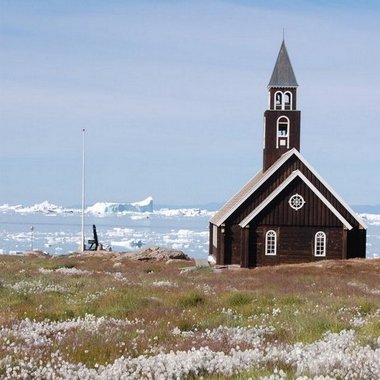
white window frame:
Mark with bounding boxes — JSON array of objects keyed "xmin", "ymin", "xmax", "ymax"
[
  {"xmin": 276, "ymin": 116, "xmax": 290, "ymax": 149},
  {"xmin": 314, "ymin": 231, "xmax": 326, "ymax": 257},
  {"xmin": 212, "ymin": 225, "xmax": 218, "ymax": 248},
  {"xmin": 265, "ymin": 230, "xmax": 277, "ymax": 256},
  {"xmin": 274, "ymin": 91, "xmax": 283, "ymax": 110},
  {"xmin": 284, "ymin": 91, "xmax": 292, "ymax": 110},
  {"xmin": 273, "ymin": 91, "xmax": 292, "ymax": 110}
]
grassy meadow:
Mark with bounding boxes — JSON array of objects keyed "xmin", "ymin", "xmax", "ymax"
[{"xmin": 0, "ymin": 253, "xmax": 379, "ymax": 379}]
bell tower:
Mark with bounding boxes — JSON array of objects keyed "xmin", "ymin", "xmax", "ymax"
[{"xmin": 263, "ymin": 40, "xmax": 301, "ymax": 171}]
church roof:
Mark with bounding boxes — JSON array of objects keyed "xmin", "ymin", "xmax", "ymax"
[
  {"xmin": 268, "ymin": 41, "xmax": 298, "ymax": 88},
  {"xmin": 209, "ymin": 168, "xmax": 265, "ymax": 227},
  {"xmin": 210, "ymin": 149, "xmax": 295, "ymax": 227},
  {"xmin": 210, "ymin": 149, "xmax": 367, "ymax": 229}
]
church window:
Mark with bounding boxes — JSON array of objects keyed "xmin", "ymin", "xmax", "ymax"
[
  {"xmin": 265, "ymin": 230, "xmax": 277, "ymax": 255},
  {"xmin": 274, "ymin": 91, "xmax": 292, "ymax": 110},
  {"xmin": 284, "ymin": 92, "xmax": 292, "ymax": 110},
  {"xmin": 289, "ymin": 193, "xmax": 305, "ymax": 211},
  {"xmin": 212, "ymin": 225, "xmax": 218, "ymax": 248},
  {"xmin": 276, "ymin": 116, "xmax": 290, "ymax": 148},
  {"xmin": 314, "ymin": 231, "xmax": 326, "ymax": 257},
  {"xmin": 275, "ymin": 92, "xmax": 283, "ymax": 110}
]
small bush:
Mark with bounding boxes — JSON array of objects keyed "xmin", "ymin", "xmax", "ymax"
[
  {"xmin": 294, "ymin": 315, "xmax": 348, "ymax": 344},
  {"xmin": 359, "ymin": 300, "xmax": 375, "ymax": 315},
  {"xmin": 280, "ymin": 295, "xmax": 304, "ymax": 306},
  {"xmin": 359, "ymin": 318, "xmax": 380, "ymax": 341},
  {"xmin": 227, "ymin": 292, "xmax": 253, "ymax": 307},
  {"xmin": 178, "ymin": 319, "xmax": 194, "ymax": 331},
  {"xmin": 177, "ymin": 291, "xmax": 205, "ymax": 308},
  {"xmin": 41, "ymin": 262, "xmax": 76, "ymax": 270}
]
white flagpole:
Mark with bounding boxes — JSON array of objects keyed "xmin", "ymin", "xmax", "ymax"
[{"xmin": 81, "ymin": 128, "xmax": 86, "ymax": 252}]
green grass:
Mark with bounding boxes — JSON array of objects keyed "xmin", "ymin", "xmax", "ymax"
[
  {"xmin": 177, "ymin": 290, "xmax": 205, "ymax": 308},
  {"xmin": 0, "ymin": 255, "xmax": 379, "ymax": 375},
  {"xmin": 226, "ymin": 291, "xmax": 254, "ymax": 307}
]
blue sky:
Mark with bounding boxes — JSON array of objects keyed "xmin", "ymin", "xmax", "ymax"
[{"xmin": 1, "ymin": 0, "xmax": 379, "ymax": 206}]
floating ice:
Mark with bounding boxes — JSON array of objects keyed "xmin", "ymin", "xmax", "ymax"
[
  {"xmin": 360, "ymin": 213, "xmax": 380, "ymax": 226},
  {"xmin": 87, "ymin": 197, "xmax": 154, "ymax": 214}
]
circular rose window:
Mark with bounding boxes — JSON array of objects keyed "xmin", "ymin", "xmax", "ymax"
[{"xmin": 289, "ymin": 193, "xmax": 305, "ymax": 211}]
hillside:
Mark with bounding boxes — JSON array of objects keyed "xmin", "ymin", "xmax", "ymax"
[{"xmin": 0, "ymin": 254, "xmax": 379, "ymax": 379}]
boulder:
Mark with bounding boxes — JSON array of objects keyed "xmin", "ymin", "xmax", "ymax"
[
  {"xmin": 23, "ymin": 250, "xmax": 50, "ymax": 258},
  {"xmin": 130, "ymin": 246, "xmax": 190, "ymax": 261}
]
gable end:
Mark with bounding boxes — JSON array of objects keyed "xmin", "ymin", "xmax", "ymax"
[{"xmin": 239, "ymin": 170, "xmax": 353, "ymax": 230}]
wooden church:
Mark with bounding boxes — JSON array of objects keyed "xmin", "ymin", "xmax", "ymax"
[{"xmin": 209, "ymin": 40, "xmax": 367, "ymax": 267}]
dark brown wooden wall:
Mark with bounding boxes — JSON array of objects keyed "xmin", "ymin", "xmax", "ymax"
[
  {"xmin": 256, "ymin": 178, "xmax": 342, "ymax": 226},
  {"xmin": 212, "ymin": 154, "xmax": 365, "ymax": 266},
  {"xmin": 253, "ymin": 226, "xmax": 344, "ymax": 266},
  {"xmin": 347, "ymin": 228, "xmax": 366, "ymax": 259},
  {"xmin": 263, "ymin": 110, "xmax": 301, "ymax": 170},
  {"xmin": 209, "ymin": 224, "xmax": 228, "ymax": 264}
]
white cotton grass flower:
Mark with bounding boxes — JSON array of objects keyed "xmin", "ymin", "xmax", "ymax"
[
  {"xmin": 1, "ymin": 316, "xmax": 379, "ymax": 379},
  {"xmin": 350, "ymin": 316, "xmax": 366, "ymax": 327},
  {"xmin": 84, "ymin": 287, "xmax": 116, "ymax": 303},
  {"xmin": 38, "ymin": 266, "xmax": 91, "ymax": 275},
  {"xmin": 152, "ymin": 280, "xmax": 178, "ymax": 287},
  {"xmin": 196, "ymin": 283, "xmax": 215, "ymax": 295},
  {"xmin": 55, "ymin": 267, "xmax": 91, "ymax": 275},
  {"xmin": 5, "ymin": 280, "xmax": 66, "ymax": 295},
  {"xmin": 38, "ymin": 267, "xmax": 128, "ymax": 282},
  {"xmin": 38, "ymin": 268, "xmax": 54, "ymax": 275}
]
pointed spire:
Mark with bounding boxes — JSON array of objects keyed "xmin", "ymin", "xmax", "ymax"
[{"xmin": 268, "ymin": 40, "xmax": 298, "ymax": 88}]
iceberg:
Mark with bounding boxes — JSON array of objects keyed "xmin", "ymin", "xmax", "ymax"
[
  {"xmin": 155, "ymin": 208, "xmax": 214, "ymax": 217},
  {"xmin": 0, "ymin": 204, "xmax": 23, "ymax": 213},
  {"xmin": 360, "ymin": 213, "xmax": 380, "ymax": 226},
  {"xmin": 23, "ymin": 201, "xmax": 64, "ymax": 214},
  {"xmin": 0, "ymin": 201, "xmax": 70, "ymax": 215},
  {"xmin": 87, "ymin": 197, "xmax": 153, "ymax": 215}
]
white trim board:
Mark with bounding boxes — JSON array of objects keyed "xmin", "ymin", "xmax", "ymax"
[{"xmin": 239, "ymin": 169, "xmax": 353, "ymax": 230}]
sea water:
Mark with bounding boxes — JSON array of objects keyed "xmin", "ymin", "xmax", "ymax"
[
  {"xmin": 0, "ymin": 211, "xmax": 379, "ymax": 259},
  {"xmin": 0, "ymin": 211, "xmax": 210, "ymax": 258}
]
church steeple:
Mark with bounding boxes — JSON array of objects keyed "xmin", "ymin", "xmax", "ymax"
[
  {"xmin": 268, "ymin": 40, "xmax": 298, "ymax": 88},
  {"xmin": 263, "ymin": 41, "xmax": 301, "ymax": 171}
]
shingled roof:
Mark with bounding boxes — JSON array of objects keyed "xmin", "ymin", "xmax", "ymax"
[{"xmin": 268, "ymin": 40, "xmax": 298, "ymax": 88}]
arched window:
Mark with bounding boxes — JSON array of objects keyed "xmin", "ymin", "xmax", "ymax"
[
  {"xmin": 276, "ymin": 116, "xmax": 290, "ymax": 148},
  {"xmin": 275, "ymin": 92, "xmax": 283, "ymax": 110},
  {"xmin": 284, "ymin": 92, "xmax": 292, "ymax": 110},
  {"xmin": 274, "ymin": 91, "xmax": 292, "ymax": 110},
  {"xmin": 314, "ymin": 231, "xmax": 326, "ymax": 257},
  {"xmin": 265, "ymin": 230, "xmax": 277, "ymax": 255}
]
